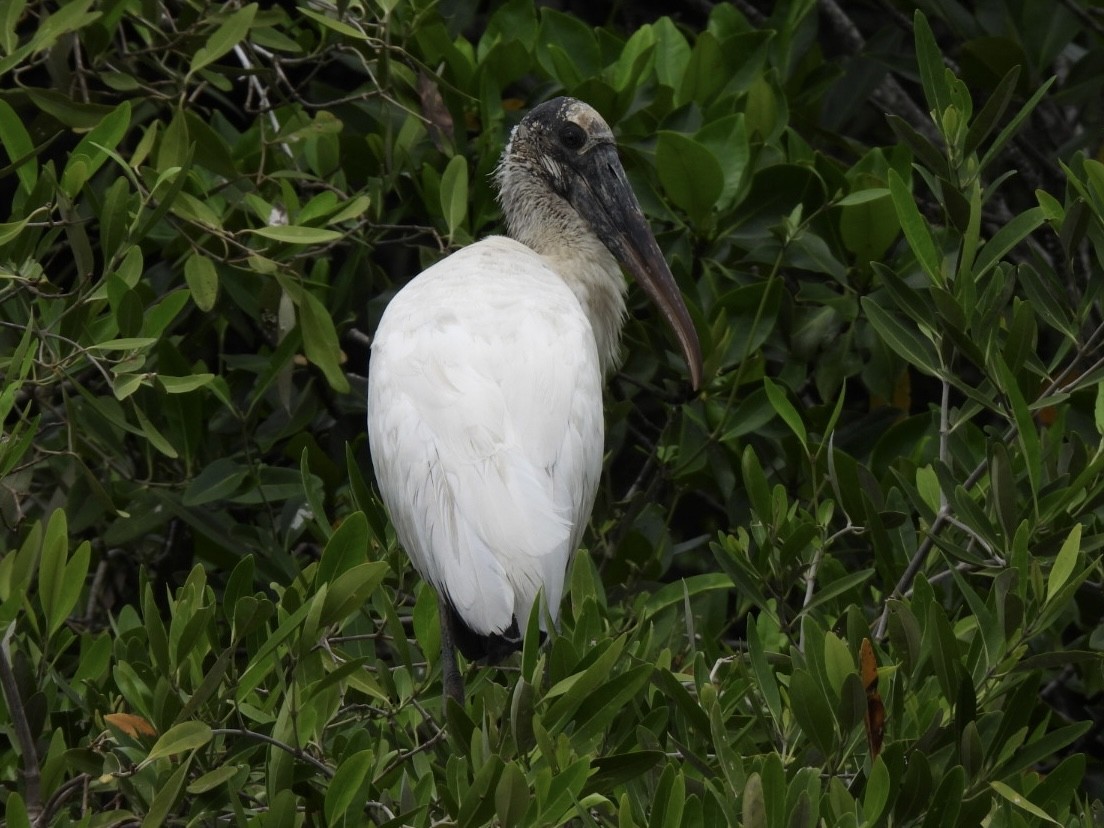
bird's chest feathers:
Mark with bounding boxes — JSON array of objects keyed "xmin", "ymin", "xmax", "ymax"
[{"xmin": 537, "ymin": 243, "xmax": 627, "ymax": 376}]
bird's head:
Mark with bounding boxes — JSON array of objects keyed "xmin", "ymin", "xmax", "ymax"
[{"xmin": 496, "ymin": 97, "xmax": 703, "ymax": 391}]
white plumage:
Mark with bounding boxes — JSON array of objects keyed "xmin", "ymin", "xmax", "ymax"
[
  {"xmin": 366, "ymin": 97, "xmax": 701, "ymax": 702},
  {"xmin": 367, "ymin": 237, "xmax": 604, "ymax": 638}
]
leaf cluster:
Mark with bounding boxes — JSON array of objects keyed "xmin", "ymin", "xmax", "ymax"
[{"xmin": 1, "ymin": 0, "xmax": 1104, "ymax": 825}]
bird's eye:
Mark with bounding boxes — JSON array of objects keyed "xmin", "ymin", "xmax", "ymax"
[{"xmin": 559, "ymin": 124, "xmax": 586, "ymax": 150}]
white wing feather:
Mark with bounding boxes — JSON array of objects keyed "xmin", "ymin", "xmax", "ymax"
[{"xmin": 367, "ymin": 236, "xmax": 604, "ymax": 637}]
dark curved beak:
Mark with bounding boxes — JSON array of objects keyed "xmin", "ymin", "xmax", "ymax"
[{"xmin": 568, "ymin": 144, "xmax": 703, "ymax": 390}]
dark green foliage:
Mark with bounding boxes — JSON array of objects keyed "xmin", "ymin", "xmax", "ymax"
[{"xmin": 1, "ymin": 0, "xmax": 1103, "ymax": 824}]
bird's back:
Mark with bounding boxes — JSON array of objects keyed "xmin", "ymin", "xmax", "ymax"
[{"xmin": 367, "ymin": 236, "xmax": 605, "ymax": 653}]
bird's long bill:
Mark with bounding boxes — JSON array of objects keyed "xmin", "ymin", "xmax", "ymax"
[{"xmin": 571, "ymin": 146, "xmax": 703, "ymax": 390}]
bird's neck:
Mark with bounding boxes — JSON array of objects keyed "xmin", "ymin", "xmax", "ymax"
[{"xmin": 500, "ymin": 181, "xmax": 628, "ymax": 376}]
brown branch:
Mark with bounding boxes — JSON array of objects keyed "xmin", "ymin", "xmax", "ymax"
[
  {"xmin": 210, "ymin": 727, "xmax": 334, "ymax": 778},
  {"xmin": 34, "ymin": 773, "xmax": 93, "ymax": 827},
  {"xmin": 818, "ymin": 0, "xmax": 943, "ymax": 146}
]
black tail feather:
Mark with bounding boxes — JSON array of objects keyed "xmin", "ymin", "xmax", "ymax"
[{"xmin": 446, "ymin": 603, "xmax": 523, "ymax": 663}]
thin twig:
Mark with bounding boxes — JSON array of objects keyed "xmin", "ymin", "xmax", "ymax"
[
  {"xmin": 210, "ymin": 728, "xmax": 334, "ymax": 777},
  {"xmin": 233, "ymin": 44, "xmax": 293, "ymax": 159},
  {"xmin": 34, "ymin": 773, "xmax": 92, "ymax": 827},
  {"xmin": 939, "ymin": 378, "xmax": 950, "ymax": 512},
  {"xmin": 798, "ymin": 545, "xmax": 825, "ymax": 651}
]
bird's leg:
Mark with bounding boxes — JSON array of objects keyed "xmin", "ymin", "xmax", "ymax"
[{"xmin": 437, "ymin": 596, "xmax": 465, "ymax": 706}]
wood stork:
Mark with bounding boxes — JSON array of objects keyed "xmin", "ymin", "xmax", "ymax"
[{"xmin": 367, "ymin": 97, "xmax": 702, "ymax": 703}]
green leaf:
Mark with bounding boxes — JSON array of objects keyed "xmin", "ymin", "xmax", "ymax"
[
  {"xmin": 132, "ymin": 403, "xmax": 179, "ymax": 459},
  {"xmin": 320, "ymin": 562, "xmax": 389, "ymax": 626},
  {"xmin": 744, "ymin": 74, "xmax": 786, "ymax": 142},
  {"xmin": 0, "ymin": 0, "xmax": 27, "ymax": 55},
  {"xmin": 863, "ymin": 756, "xmax": 891, "ymax": 823},
  {"xmin": 143, "ymin": 721, "xmax": 212, "ymax": 765},
  {"xmin": 652, "ymin": 763, "xmax": 685, "ymax": 828},
  {"xmin": 861, "ymin": 298, "xmax": 941, "ymax": 376},
  {"xmin": 184, "ymin": 253, "xmax": 219, "ymax": 311},
  {"xmin": 763, "ymin": 377, "xmax": 808, "ymax": 452},
  {"xmin": 100, "ymin": 178, "xmax": 133, "ymax": 264},
  {"xmin": 187, "ymin": 765, "xmax": 242, "ymax": 795},
  {"xmin": 300, "ymin": 447, "xmax": 330, "ymax": 541},
  {"xmin": 742, "ymin": 773, "xmax": 767, "ymax": 828},
  {"xmin": 972, "ymin": 207, "xmax": 1044, "ymax": 279},
  {"xmin": 60, "ymin": 100, "xmax": 131, "ymax": 197},
  {"xmin": 1096, "ymin": 382, "xmax": 1104, "ymax": 437},
  {"xmin": 927, "ymin": 600, "xmax": 960, "ymax": 702},
  {"xmin": 992, "ymin": 352, "xmax": 1041, "ymax": 498},
  {"xmin": 798, "ymin": 569, "xmax": 874, "ymax": 616},
  {"xmin": 51, "ymin": 541, "xmax": 90, "ymax": 638},
  {"xmin": 655, "ymin": 131, "xmax": 724, "ymax": 223},
  {"xmin": 326, "ymin": 194, "xmax": 372, "ymax": 225},
  {"xmin": 642, "ymin": 572, "xmax": 734, "ymax": 617},
  {"xmin": 545, "ymin": 636, "xmax": 627, "ymax": 727},
  {"xmin": 913, "ymin": 11, "xmax": 950, "ymax": 117},
  {"xmin": 190, "ymin": 4, "xmax": 258, "ymax": 76},
  {"xmin": 0, "ymin": 0, "xmax": 99, "ymax": 78},
  {"xmin": 837, "ymin": 188, "xmax": 891, "ymax": 206},
  {"xmin": 587, "ymin": 751, "xmax": 664, "ymax": 794},
  {"xmin": 964, "ymin": 65, "xmax": 1021, "ymax": 157},
  {"xmin": 0, "ymin": 98, "xmax": 36, "ymax": 192},
  {"xmin": 440, "ymin": 154, "xmax": 468, "ymax": 239},
  {"xmin": 840, "ymin": 189, "xmax": 899, "ymax": 263},
  {"xmin": 0, "ymin": 213, "xmax": 37, "ymax": 248},
  {"xmin": 157, "ymin": 374, "xmax": 216, "ymax": 394},
  {"xmin": 298, "ymin": 288, "xmax": 351, "ymax": 393},
  {"xmin": 652, "ymin": 16, "xmax": 691, "ymax": 88},
  {"xmin": 887, "ymin": 115, "xmax": 948, "ymax": 176},
  {"xmin": 134, "ymin": 153, "xmax": 194, "ymax": 240},
  {"xmin": 38, "ymin": 510, "xmax": 73, "ymax": 637},
  {"xmin": 572, "ymin": 664, "xmax": 653, "ymax": 742},
  {"xmin": 250, "ymin": 225, "xmax": 343, "ymax": 244},
  {"xmin": 324, "ymin": 749, "xmax": 374, "ymax": 824},
  {"xmin": 989, "ymin": 781, "xmax": 1062, "ymax": 825},
  {"xmin": 538, "ymin": 757, "xmax": 590, "ymax": 823},
  {"xmin": 457, "ymin": 754, "xmax": 504, "ymax": 827},
  {"xmin": 741, "ymin": 446, "xmax": 771, "ymax": 522},
  {"xmin": 537, "ymin": 9, "xmax": 600, "ymax": 82},
  {"xmin": 979, "ymin": 76, "xmax": 1056, "ymax": 173},
  {"xmin": 790, "ymin": 669, "xmax": 835, "ymax": 755},
  {"xmin": 994, "ymin": 722, "xmax": 1092, "ymax": 777},
  {"xmin": 696, "ymin": 113, "xmax": 750, "ymax": 209},
  {"xmin": 2, "ymin": 792, "xmax": 30, "ymax": 828},
  {"xmin": 495, "ymin": 762, "xmax": 529, "ymax": 827},
  {"xmin": 142, "ymin": 755, "xmax": 192, "ymax": 828},
  {"xmin": 822, "ymin": 631, "xmax": 854, "ymax": 696},
  {"xmin": 300, "ymin": 7, "xmax": 371, "ymax": 40},
  {"xmin": 677, "ymin": 30, "xmax": 724, "ymax": 106},
  {"xmin": 888, "ymin": 168, "xmax": 943, "ymax": 285},
  {"xmin": 747, "ymin": 614, "xmax": 782, "ymax": 727},
  {"xmin": 922, "ymin": 765, "xmax": 964, "ymax": 828},
  {"xmin": 183, "ymin": 458, "xmax": 249, "ymax": 506},
  {"xmin": 1046, "ymin": 523, "xmax": 1081, "ymax": 603}
]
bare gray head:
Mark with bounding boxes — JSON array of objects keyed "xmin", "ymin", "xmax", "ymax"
[
  {"xmin": 494, "ymin": 97, "xmax": 703, "ymax": 389},
  {"xmin": 496, "ymin": 98, "xmax": 615, "ymax": 209}
]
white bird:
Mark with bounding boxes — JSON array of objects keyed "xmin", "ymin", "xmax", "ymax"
[{"xmin": 367, "ymin": 97, "xmax": 702, "ymax": 703}]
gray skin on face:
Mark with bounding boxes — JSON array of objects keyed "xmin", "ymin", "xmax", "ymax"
[{"xmin": 495, "ymin": 97, "xmax": 703, "ymax": 390}]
